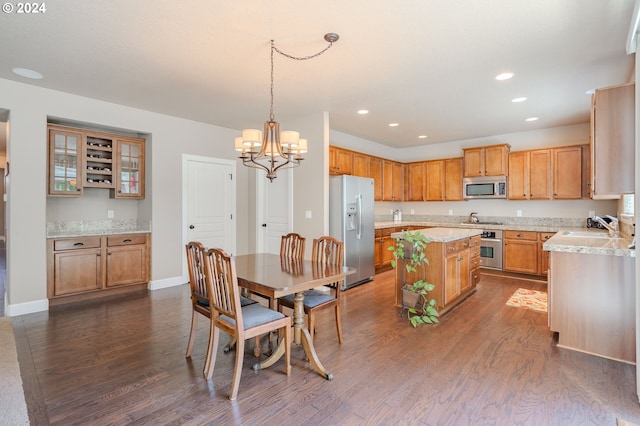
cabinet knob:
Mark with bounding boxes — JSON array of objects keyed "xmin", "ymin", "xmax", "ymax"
[{"xmin": 189, "ymin": 225, "xmax": 195, "ymax": 229}]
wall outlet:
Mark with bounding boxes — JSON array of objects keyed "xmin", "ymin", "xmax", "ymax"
[
  {"xmin": 516, "ymin": 210, "xmax": 522, "ymax": 217},
  {"xmin": 588, "ymin": 210, "xmax": 595, "ymax": 218},
  {"xmin": 107, "ymin": 210, "xmax": 114, "ymax": 219},
  {"xmin": 448, "ymin": 209, "xmax": 453, "ymax": 216},
  {"xmin": 410, "ymin": 209, "xmax": 415, "ymax": 215},
  {"xmin": 305, "ymin": 210, "xmax": 312, "ymax": 219}
]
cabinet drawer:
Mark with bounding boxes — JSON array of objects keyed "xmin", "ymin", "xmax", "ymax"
[
  {"xmin": 470, "ymin": 235, "xmax": 481, "ymax": 247},
  {"xmin": 470, "ymin": 256, "xmax": 481, "ymax": 269},
  {"xmin": 107, "ymin": 234, "xmax": 147, "ymax": 246},
  {"xmin": 445, "ymin": 238, "xmax": 470, "ymax": 255},
  {"xmin": 54, "ymin": 237, "xmax": 101, "ymax": 251},
  {"xmin": 471, "ymin": 268, "xmax": 481, "ymax": 285},
  {"xmin": 471, "ymin": 246, "xmax": 481, "ymax": 258},
  {"xmin": 539, "ymin": 232, "xmax": 555, "ymax": 242},
  {"xmin": 504, "ymin": 230, "xmax": 537, "ymax": 241}
]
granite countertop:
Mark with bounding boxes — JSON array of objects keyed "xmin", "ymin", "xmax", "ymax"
[
  {"xmin": 543, "ymin": 229, "xmax": 635, "ymax": 258},
  {"xmin": 376, "ymin": 220, "xmax": 569, "ymax": 233},
  {"xmin": 47, "ymin": 219, "xmax": 151, "ymax": 238},
  {"xmin": 390, "ymin": 227, "xmax": 483, "ymax": 243}
]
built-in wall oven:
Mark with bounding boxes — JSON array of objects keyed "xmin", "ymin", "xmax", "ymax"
[{"xmin": 480, "ymin": 230, "xmax": 502, "ymax": 270}]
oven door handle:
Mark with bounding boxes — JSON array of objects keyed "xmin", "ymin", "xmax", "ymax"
[{"xmin": 481, "ymin": 238, "xmax": 502, "ymax": 242}]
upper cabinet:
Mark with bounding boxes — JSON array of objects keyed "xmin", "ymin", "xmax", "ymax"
[
  {"xmin": 405, "ymin": 162, "xmax": 425, "ymax": 201},
  {"xmin": 329, "ymin": 146, "xmax": 353, "ymax": 175},
  {"xmin": 48, "ymin": 125, "xmax": 84, "ymax": 196},
  {"xmin": 553, "ymin": 145, "xmax": 583, "ymax": 199},
  {"xmin": 463, "ymin": 144, "xmax": 510, "ymax": 177},
  {"xmin": 48, "ymin": 124, "xmax": 146, "ymax": 199},
  {"xmin": 369, "ymin": 156, "xmax": 383, "ymax": 201},
  {"xmin": 352, "ymin": 152, "xmax": 369, "ymax": 177},
  {"xmin": 508, "ymin": 149, "xmax": 551, "ymax": 200},
  {"xmin": 590, "ymin": 82, "xmax": 635, "ymax": 198},
  {"xmin": 382, "ymin": 160, "xmax": 404, "ymax": 201}
]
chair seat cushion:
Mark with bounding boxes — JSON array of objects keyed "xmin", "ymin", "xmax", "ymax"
[
  {"xmin": 280, "ymin": 290, "xmax": 336, "ymax": 308},
  {"xmin": 220, "ymin": 303, "xmax": 285, "ymax": 330},
  {"xmin": 240, "ymin": 296, "xmax": 257, "ymax": 306}
]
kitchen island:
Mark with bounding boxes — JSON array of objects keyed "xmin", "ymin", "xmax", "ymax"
[
  {"xmin": 544, "ymin": 230, "xmax": 635, "ymax": 363},
  {"xmin": 391, "ymin": 227, "xmax": 483, "ymax": 316}
]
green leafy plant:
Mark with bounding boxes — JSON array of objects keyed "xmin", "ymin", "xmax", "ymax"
[{"xmin": 389, "ymin": 230, "xmax": 439, "ymax": 327}]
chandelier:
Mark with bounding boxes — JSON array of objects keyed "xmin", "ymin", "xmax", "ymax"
[{"xmin": 235, "ymin": 33, "xmax": 340, "ymax": 181}]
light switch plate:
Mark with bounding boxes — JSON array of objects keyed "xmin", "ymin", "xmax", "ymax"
[
  {"xmin": 107, "ymin": 210, "xmax": 114, "ymax": 219},
  {"xmin": 305, "ymin": 210, "xmax": 312, "ymax": 219},
  {"xmin": 516, "ymin": 210, "xmax": 522, "ymax": 217}
]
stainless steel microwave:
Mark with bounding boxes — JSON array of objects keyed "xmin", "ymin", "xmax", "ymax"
[{"xmin": 463, "ymin": 176, "xmax": 507, "ymax": 199}]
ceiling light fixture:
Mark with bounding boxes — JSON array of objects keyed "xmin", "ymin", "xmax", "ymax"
[
  {"xmin": 418, "ymin": 135, "xmax": 428, "ymax": 139},
  {"xmin": 525, "ymin": 117, "xmax": 539, "ymax": 122},
  {"xmin": 388, "ymin": 123, "xmax": 399, "ymax": 127},
  {"xmin": 357, "ymin": 109, "xmax": 369, "ymax": 115},
  {"xmin": 495, "ymin": 72, "xmax": 514, "ymax": 81},
  {"xmin": 12, "ymin": 67, "xmax": 43, "ymax": 79},
  {"xmin": 512, "ymin": 97, "xmax": 527, "ymax": 103},
  {"xmin": 235, "ymin": 33, "xmax": 339, "ymax": 181}
]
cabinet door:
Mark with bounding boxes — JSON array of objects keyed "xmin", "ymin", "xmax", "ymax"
[
  {"xmin": 508, "ymin": 151, "xmax": 528, "ymax": 200},
  {"xmin": 553, "ymin": 146, "xmax": 582, "ymax": 199},
  {"xmin": 352, "ymin": 152, "xmax": 369, "ymax": 177},
  {"xmin": 48, "ymin": 127, "xmax": 83, "ymax": 196},
  {"xmin": 458, "ymin": 250, "xmax": 470, "ymax": 293},
  {"xmin": 529, "ymin": 149, "xmax": 551, "ymax": 199},
  {"xmin": 425, "ymin": 160, "xmax": 444, "ymax": 201},
  {"xmin": 503, "ymin": 238, "xmax": 538, "ymax": 274},
  {"xmin": 53, "ymin": 249, "xmax": 102, "ymax": 295},
  {"xmin": 484, "ymin": 145, "xmax": 508, "ymax": 176},
  {"xmin": 381, "ymin": 235, "xmax": 397, "ymax": 266},
  {"xmin": 114, "ymin": 138, "xmax": 145, "ymax": 199},
  {"xmin": 592, "ymin": 83, "xmax": 634, "ymax": 197},
  {"xmin": 538, "ymin": 233, "xmax": 554, "ymax": 277},
  {"xmin": 369, "ymin": 157, "xmax": 383, "ymax": 201},
  {"xmin": 444, "ymin": 157, "xmax": 463, "ymax": 201},
  {"xmin": 463, "ymin": 148, "xmax": 484, "ymax": 177},
  {"xmin": 106, "ymin": 244, "xmax": 149, "ymax": 287},
  {"xmin": 444, "ymin": 253, "xmax": 460, "ymax": 305},
  {"xmin": 406, "ymin": 162, "xmax": 425, "ymax": 201},
  {"xmin": 383, "ymin": 161, "xmax": 403, "ymax": 201}
]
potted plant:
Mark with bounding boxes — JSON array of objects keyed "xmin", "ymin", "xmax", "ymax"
[{"xmin": 389, "ymin": 230, "xmax": 439, "ymax": 327}]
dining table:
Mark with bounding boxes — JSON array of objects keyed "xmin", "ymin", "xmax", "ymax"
[{"xmin": 233, "ymin": 253, "xmax": 353, "ymax": 381}]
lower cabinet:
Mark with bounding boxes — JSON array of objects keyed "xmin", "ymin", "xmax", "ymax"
[
  {"xmin": 47, "ymin": 233, "xmax": 150, "ymax": 305},
  {"xmin": 470, "ymin": 235, "xmax": 481, "ymax": 286},
  {"xmin": 503, "ymin": 231, "xmax": 538, "ymax": 274}
]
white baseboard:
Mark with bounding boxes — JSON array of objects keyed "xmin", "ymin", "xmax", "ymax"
[
  {"xmin": 6, "ymin": 298, "xmax": 49, "ymax": 316},
  {"xmin": 148, "ymin": 276, "xmax": 186, "ymax": 291}
]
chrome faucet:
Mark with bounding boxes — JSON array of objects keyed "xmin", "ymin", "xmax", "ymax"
[
  {"xmin": 468, "ymin": 212, "xmax": 479, "ymax": 223},
  {"xmin": 592, "ymin": 215, "xmax": 619, "ymax": 237}
]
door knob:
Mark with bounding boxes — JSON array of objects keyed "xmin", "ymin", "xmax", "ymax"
[
  {"xmin": 262, "ymin": 224, "xmax": 267, "ymax": 227},
  {"xmin": 189, "ymin": 225, "xmax": 195, "ymax": 229}
]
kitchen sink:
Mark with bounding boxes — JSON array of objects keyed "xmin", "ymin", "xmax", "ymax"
[{"xmin": 561, "ymin": 230, "xmax": 617, "ymax": 239}]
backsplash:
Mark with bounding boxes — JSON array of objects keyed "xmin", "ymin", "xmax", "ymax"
[{"xmin": 375, "ymin": 214, "xmax": 587, "ymax": 229}]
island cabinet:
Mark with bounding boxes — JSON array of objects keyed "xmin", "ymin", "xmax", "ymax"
[
  {"xmin": 470, "ymin": 235, "xmax": 481, "ymax": 286},
  {"xmin": 47, "ymin": 233, "xmax": 150, "ymax": 306},
  {"xmin": 463, "ymin": 144, "xmax": 510, "ymax": 177},
  {"xmin": 393, "ymin": 229, "xmax": 481, "ymax": 316}
]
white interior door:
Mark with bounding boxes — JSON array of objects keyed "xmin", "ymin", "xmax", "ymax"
[
  {"xmin": 183, "ymin": 155, "xmax": 236, "ymax": 255},
  {"xmin": 257, "ymin": 169, "xmax": 292, "ymax": 254}
]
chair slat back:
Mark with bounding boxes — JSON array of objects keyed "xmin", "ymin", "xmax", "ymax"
[
  {"xmin": 311, "ymin": 236, "xmax": 343, "ymax": 267},
  {"xmin": 186, "ymin": 241, "xmax": 209, "ymax": 305},
  {"xmin": 280, "ymin": 233, "xmax": 306, "ymax": 260},
  {"xmin": 202, "ymin": 248, "xmax": 243, "ymax": 330}
]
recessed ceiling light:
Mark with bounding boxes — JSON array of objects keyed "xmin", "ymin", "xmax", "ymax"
[
  {"xmin": 12, "ymin": 67, "xmax": 43, "ymax": 79},
  {"xmin": 418, "ymin": 135, "xmax": 428, "ymax": 139},
  {"xmin": 512, "ymin": 97, "xmax": 527, "ymax": 103},
  {"xmin": 525, "ymin": 117, "xmax": 539, "ymax": 122},
  {"xmin": 495, "ymin": 72, "xmax": 514, "ymax": 81},
  {"xmin": 357, "ymin": 109, "xmax": 369, "ymax": 115},
  {"xmin": 388, "ymin": 123, "xmax": 399, "ymax": 127}
]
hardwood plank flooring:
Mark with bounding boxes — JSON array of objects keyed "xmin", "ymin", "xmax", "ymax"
[{"xmin": 13, "ymin": 270, "xmax": 640, "ymax": 425}]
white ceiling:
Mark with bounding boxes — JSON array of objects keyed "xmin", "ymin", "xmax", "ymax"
[{"xmin": 0, "ymin": 0, "xmax": 635, "ymax": 148}]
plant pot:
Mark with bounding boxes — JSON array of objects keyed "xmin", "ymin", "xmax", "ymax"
[{"xmin": 402, "ymin": 284, "xmax": 422, "ymax": 311}]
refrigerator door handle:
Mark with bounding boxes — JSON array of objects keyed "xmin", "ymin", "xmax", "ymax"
[{"xmin": 356, "ymin": 194, "xmax": 362, "ymax": 239}]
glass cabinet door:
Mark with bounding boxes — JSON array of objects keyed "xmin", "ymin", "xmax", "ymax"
[
  {"xmin": 48, "ymin": 128, "xmax": 83, "ymax": 196},
  {"xmin": 115, "ymin": 138, "xmax": 145, "ymax": 199}
]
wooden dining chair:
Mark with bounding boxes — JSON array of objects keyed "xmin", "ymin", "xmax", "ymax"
[
  {"xmin": 278, "ymin": 236, "xmax": 344, "ymax": 343},
  {"xmin": 202, "ymin": 247, "xmax": 291, "ymax": 401},
  {"xmin": 184, "ymin": 242, "xmax": 257, "ymax": 377},
  {"xmin": 280, "ymin": 232, "xmax": 306, "ymax": 262}
]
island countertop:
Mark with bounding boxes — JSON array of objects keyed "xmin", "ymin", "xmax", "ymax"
[
  {"xmin": 543, "ymin": 229, "xmax": 635, "ymax": 258},
  {"xmin": 390, "ymin": 227, "xmax": 483, "ymax": 243}
]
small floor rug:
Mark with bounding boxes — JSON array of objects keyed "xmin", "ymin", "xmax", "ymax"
[
  {"xmin": 0, "ymin": 317, "xmax": 30, "ymax": 425},
  {"xmin": 506, "ymin": 288, "xmax": 548, "ymax": 313}
]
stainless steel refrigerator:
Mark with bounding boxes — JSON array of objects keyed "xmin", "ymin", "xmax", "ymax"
[{"xmin": 329, "ymin": 175, "xmax": 375, "ymax": 290}]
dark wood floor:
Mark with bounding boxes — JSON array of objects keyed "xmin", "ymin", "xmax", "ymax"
[{"xmin": 12, "ymin": 269, "xmax": 640, "ymax": 425}]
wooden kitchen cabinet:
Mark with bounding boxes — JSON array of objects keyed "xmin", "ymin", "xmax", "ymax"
[
  {"xmin": 352, "ymin": 152, "xmax": 370, "ymax": 177},
  {"xmin": 444, "ymin": 158, "xmax": 463, "ymax": 201},
  {"xmin": 590, "ymin": 82, "xmax": 634, "ymax": 198},
  {"xmin": 470, "ymin": 235, "xmax": 481, "ymax": 286},
  {"xmin": 47, "ymin": 233, "xmax": 151, "ymax": 305},
  {"xmin": 48, "ymin": 124, "xmax": 146, "ymax": 199},
  {"xmin": 553, "ymin": 146, "xmax": 583, "ymax": 199},
  {"xmin": 423, "ymin": 157, "xmax": 463, "ymax": 201},
  {"xmin": 405, "ymin": 161, "xmax": 425, "ymax": 201},
  {"xmin": 538, "ymin": 232, "xmax": 554, "ymax": 277},
  {"xmin": 463, "ymin": 144, "xmax": 509, "ymax": 177},
  {"xmin": 375, "ymin": 227, "xmax": 397, "ymax": 272},
  {"xmin": 508, "ymin": 149, "xmax": 551, "ymax": 200},
  {"xmin": 48, "ymin": 125, "xmax": 84, "ymax": 196},
  {"xmin": 382, "ymin": 160, "xmax": 404, "ymax": 201},
  {"xmin": 329, "ymin": 146, "xmax": 353, "ymax": 175},
  {"xmin": 503, "ymin": 230, "xmax": 538, "ymax": 274},
  {"xmin": 369, "ymin": 156, "xmax": 383, "ymax": 201},
  {"xmin": 444, "ymin": 240, "xmax": 470, "ymax": 305},
  {"xmin": 425, "ymin": 160, "xmax": 444, "ymax": 201}
]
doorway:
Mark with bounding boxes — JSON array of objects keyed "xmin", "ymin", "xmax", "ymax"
[{"xmin": 256, "ymin": 169, "xmax": 292, "ymax": 254}]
